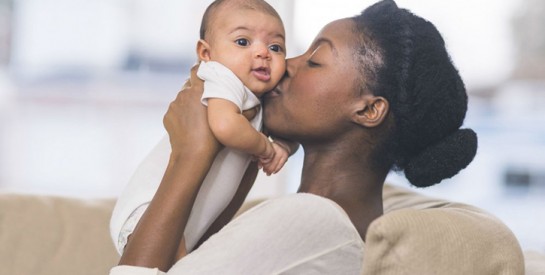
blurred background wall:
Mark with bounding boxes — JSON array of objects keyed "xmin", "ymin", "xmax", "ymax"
[{"xmin": 0, "ymin": 0, "xmax": 543, "ymax": 252}]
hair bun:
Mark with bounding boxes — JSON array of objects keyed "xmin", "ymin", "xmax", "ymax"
[{"xmin": 404, "ymin": 128, "xmax": 478, "ymax": 187}]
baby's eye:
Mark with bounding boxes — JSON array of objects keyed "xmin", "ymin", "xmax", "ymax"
[
  {"xmin": 235, "ymin": 38, "xmax": 249, "ymax": 46},
  {"xmin": 269, "ymin": 44, "xmax": 283, "ymax": 53}
]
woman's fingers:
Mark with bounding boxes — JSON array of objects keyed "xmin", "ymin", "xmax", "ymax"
[
  {"xmin": 241, "ymin": 106, "xmax": 259, "ymax": 121},
  {"xmin": 164, "ymin": 76, "xmax": 220, "ymax": 157},
  {"xmin": 189, "ymin": 63, "xmax": 203, "ymax": 89}
]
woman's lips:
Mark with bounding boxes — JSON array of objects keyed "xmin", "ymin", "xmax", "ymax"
[
  {"xmin": 266, "ymin": 87, "xmax": 281, "ymax": 98},
  {"xmin": 252, "ymin": 67, "xmax": 271, "ymax": 81}
]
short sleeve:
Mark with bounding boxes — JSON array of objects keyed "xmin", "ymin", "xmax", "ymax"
[{"xmin": 197, "ymin": 61, "xmax": 260, "ymax": 112}]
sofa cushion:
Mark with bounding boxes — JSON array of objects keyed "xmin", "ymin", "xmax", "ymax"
[
  {"xmin": 0, "ymin": 193, "xmax": 119, "ymax": 275},
  {"xmin": 525, "ymin": 250, "xmax": 545, "ymax": 275},
  {"xmin": 362, "ymin": 185, "xmax": 525, "ymax": 275}
]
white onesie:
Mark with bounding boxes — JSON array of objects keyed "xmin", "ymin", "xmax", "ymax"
[{"xmin": 110, "ymin": 61, "xmax": 262, "ymax": 254}]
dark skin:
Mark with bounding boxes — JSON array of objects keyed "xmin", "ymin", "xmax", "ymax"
[
  {"xmin": 264, "ymin": 18, "xmax": 390, "ymax": 240},
  {"xmin": 118, "ymin": 18, "xmax": 390, "ymax": 272}
]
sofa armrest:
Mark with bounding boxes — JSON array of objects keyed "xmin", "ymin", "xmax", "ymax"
[
  {"xmin": 0, "ymin": 193, "xmax": 120, "ymax": 275},
  {"xmin": 362, "ymin": 185, "xmax": 525, "ymax": 275}
]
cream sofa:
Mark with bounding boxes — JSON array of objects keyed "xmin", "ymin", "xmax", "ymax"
[{"xmin": 1, "ymin": 185, "xmax": 543, "ymax": 275}]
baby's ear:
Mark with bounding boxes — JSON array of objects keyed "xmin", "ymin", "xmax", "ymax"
[{"xmin": 196, "ymin": 39, "xmax": 211, "ymax": 61}]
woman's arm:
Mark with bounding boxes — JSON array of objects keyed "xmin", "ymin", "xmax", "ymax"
[{"xmin": 118, "ymin": 67, "xmax": 221, "ymax": 271}]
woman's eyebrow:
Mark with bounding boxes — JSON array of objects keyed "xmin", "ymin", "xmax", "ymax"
[{"xmin": 312, "ymin": 38, "xmax": 337, "ymax": 56}]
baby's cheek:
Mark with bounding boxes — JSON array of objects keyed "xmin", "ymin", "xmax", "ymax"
[
  {"xmin": 273, "ymin": 60, "xmax": 286, "ymax": 79},
  {"xmin": 271, "ymin": 70, "xmax": 285, "ymax": 87}
]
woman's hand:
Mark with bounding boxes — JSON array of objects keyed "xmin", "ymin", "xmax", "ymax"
[{"xmin": 163, "ymin": 65, "xmax": 222, "ymax": 158}]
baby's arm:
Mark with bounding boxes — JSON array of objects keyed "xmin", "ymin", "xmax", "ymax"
[{"xmin": 207, "ymin": 98, "xmax": 274, "ymax": 159}]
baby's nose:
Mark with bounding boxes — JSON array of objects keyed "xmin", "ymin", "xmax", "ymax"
[{"xmin": 255, "ymin": 44, "xmax": 271, "ymax": 60}]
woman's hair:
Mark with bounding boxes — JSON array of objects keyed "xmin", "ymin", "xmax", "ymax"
[{"xmin": 352, "ymin": 0, "xmax": 478, "ymax": 187}]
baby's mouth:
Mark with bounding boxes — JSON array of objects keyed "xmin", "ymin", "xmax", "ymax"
[{"xmin": 252, "ymin": 67, "xmax": 271, "ymax": 82}]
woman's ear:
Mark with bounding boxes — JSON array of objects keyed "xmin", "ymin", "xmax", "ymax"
[
  {"xmin": 352, "ymin": 95, "xmax": 389, "ymax": 128},
  {"xmin": 196, "ymin": 39, "xmax": 211, "ymax": 61}
]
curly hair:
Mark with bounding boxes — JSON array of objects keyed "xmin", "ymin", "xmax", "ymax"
[{"xmin": 352, "ymin": 0, "xmax": 478, "ymax": 187}]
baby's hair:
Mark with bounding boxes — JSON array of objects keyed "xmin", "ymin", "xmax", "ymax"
[
  {"xmin": 352, "ymin": 0, "xmax": 478, "ymax": 187},
  {"xmin": 200, "ymin": 0, "xmax": 283, "ymax": 40}
]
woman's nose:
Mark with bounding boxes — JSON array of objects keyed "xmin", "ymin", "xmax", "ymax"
[{"xmin": 285, "ymin": 57, "xmax": 298, "ymax": 78}]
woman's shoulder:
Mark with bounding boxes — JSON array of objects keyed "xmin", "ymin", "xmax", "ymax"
[
  {"xmin": 242, "ymin": 193, "xmax": 359, "ymax": 236},
  {"xmin": 172, "ymin": 193, "xmax": 365, "ymax": 274},
  {"xmin": 270, "ymin": 193, "xmax": 347, "ymax": 212},
  {"xmin": 247, "ymin": 193, "xmax": 343, "ymax": 213}
]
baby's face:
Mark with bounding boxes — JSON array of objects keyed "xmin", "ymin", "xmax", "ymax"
[{"xmin": 204, "ymin": 8, "xmax": 286, "ymax": 97}]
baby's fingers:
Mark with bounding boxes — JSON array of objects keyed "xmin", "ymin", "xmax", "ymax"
[
  {"xmin": 261, "ymin": 161, "xmax": 274, "ymax": 176},
  {"xmin": 267, "ymin": 154, "xmax": 286, "ymax": 175},
  {"xmin": 272, "ymin": 155, "xmax": 288, "ymax": 174},
  {"xmin": 262, "ymin": 154, "xmax": 286, "ymax": 176}
]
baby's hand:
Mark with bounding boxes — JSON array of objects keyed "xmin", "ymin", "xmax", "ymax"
[
  {"xmin": 259, "ymin": 141, "xmax": 289, "ymax": 176},
  {"xmin": 256, "ymin": 135, "xmax": 275, "ymax": 161}
]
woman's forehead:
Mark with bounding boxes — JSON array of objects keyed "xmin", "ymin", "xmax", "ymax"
[{"xmin": 313, "ymin": 19, "xmax": 358, "ymax": 51}]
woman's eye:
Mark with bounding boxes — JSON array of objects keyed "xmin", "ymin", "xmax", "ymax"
[
  {"xmin": 235, "ymin": 38, "xmax": 249, "ymax": 46},
  {"xmin": 307, "ymin": 60, "xmax": 320, "ymax": 67},
  {"xmin": 269, "ymin": 44, "xmax": 283, "ymax": 53}
]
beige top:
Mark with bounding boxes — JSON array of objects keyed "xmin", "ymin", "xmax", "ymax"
[{"xmin": 110, "ymin": 193, "xmax": 365, "ymax": 275}]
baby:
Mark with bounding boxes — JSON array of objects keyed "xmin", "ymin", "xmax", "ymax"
[
  {"xmin": 196, "ymin": 0, "xmax": 290, "ymax": 175},
  {"xmin": 110, "ymin": 0, "xmax": 296, "ymax": 256}
]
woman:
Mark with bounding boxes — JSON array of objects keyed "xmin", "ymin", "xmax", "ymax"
[{"xmin": 112, "ymin": 0, "xmax": 477, "ymax": 274}]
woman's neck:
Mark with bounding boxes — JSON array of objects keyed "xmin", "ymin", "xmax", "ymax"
[{"xmin": 298, "ymin": 143, "xmax": 386, "ymax": 241}]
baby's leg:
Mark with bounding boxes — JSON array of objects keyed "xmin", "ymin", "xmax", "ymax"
[{"xmin": 182, "ymin": 148, "xmax": 251, "ymax": 251}]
